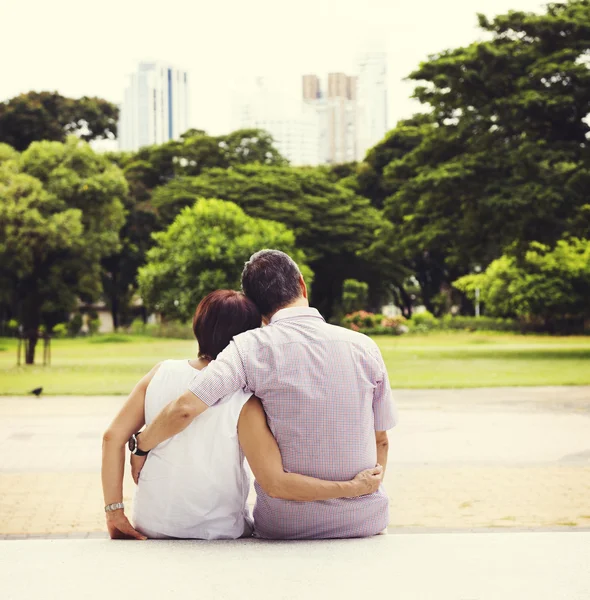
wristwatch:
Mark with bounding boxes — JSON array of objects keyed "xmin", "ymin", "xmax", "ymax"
[
  {"xmin": 128, "ymin": 432, "xmax": 149, "ymax": 456},
  {"xmin": 105, "ymin": 502, "xmax": 124, "ymax": 512}
]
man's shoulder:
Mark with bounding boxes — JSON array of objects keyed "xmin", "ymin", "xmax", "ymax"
[
  {"xmin": 232, "ymin": 326, "xmax": 271, "ymax": 348},
  {"xmin": 320, "ymin": 322, "xmax": 380, "ymax": 350},
  {"xmin": 231, "ymin": 321, "xmax": 379, "ymax": 353}
]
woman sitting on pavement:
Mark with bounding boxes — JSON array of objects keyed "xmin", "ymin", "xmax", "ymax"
[{"xmin": 101, "ymin": 290, "xmax": 382, "ymax": 540}]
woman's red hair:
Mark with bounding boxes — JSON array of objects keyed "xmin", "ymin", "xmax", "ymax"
[{"xmin": 192, "ymin": 290, "xmax": 261, "ymax": 360}]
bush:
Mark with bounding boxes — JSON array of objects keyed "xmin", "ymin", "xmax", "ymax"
[
  {"xmin": 127, "ymin": 319, "xmax": 194, "ymax": 340},
  {"xmin": 51, "ymin": 323, "xmax": 68, "ymax": 338},
  {"xmin": 440, "ymin": 315, "xmax": 520, "ymax": 332},
  {"xmin": 409, "ymin": 310, "xmax": 439, "ymax": 330},
  {"xmin": 67, "ymin": 313, "xmax": 83, "ymax": 337},
  {"xmin": 342, "ymin": 311, "xmax": 384, "ymax": 330},
  {"xmin": 87, "ymin": 318, "xmax": 101, "ymax": 336},
  {"xmin": 342, "ymin": 311, "xmax": 407, "ymax": 335}
]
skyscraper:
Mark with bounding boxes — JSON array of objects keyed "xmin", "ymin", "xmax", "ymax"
[
  {"xmin": 235, "ymin": 78, "xmax": 320, "ymax": 166},
  {"xmin": 303, "ymin": 73, "xmax": 358, "ymax": 164},
  {"xmin": 118, "ymin": 61, "xmax": 190, "ymax": 151},
  {"xmin": 356, "ymin": 50, "xmax": 388, "ymax": 159}
]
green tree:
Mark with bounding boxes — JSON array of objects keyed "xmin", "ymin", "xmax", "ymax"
[
  {"xmin": 453, "ymin": 238, "xmax": 590, "ymax": 331},
  {"xmin": 0, "ymin": 92, "xmax": 118, "ymax": 151},
  {"xmin": 0, "ymin": 137, "xmax": 127, "ymax": 363},
  {"xmin": 101, "ymin": 201, "xmax": 158, "ymax": 330},
  {"xmin": 360, "ymin": 1, "xmax": 590, "ymax": 312},
  {"xmin": 116, "ymin": 128, "xmax": 286, "ymax": 193},
  {"xmin": 150, "ymin": 164, "xmax": 382, "ymax": 317},
  {"xmin": 138, "ymin": 198, "xmax": 311, "ymax": 321},
  {"xmin": 342, "ymin": 279, "xmax": 369, "ymax": 314}
]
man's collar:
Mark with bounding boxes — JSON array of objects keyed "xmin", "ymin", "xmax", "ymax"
[{"xmin": 269, "ymin": 306, "xmax": 325, "ymax": 324}]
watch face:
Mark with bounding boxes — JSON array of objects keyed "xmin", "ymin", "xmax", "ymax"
[{"xmin": 128, "ymin": 435, "xmax": 136, "ymax": 453}]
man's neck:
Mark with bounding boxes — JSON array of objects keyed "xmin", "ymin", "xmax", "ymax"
[{"xmin": 266, "ymin": 298, "xmax": 309, "ymax": 323}]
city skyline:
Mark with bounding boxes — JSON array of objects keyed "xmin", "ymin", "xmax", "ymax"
[{"xmin": 1, "ymin": 0, "xmax": 548, "ymax": 136}]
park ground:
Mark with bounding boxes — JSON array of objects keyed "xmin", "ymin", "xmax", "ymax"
[
  {"xmin": 1, "ymin": 332, "xmax": 590, "ymax": 395},
  {"xmin": 0, "ymin": 332, "xmax": 588, "ymax": 538},
  {"xmin": 0, "ymin": 387, "xmax": 589, "ymax": 537}
]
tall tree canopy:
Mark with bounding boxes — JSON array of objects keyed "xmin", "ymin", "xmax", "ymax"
[
  {"xmin": 117, "ymin": 128, "xmax": 286, "ymax": 192},
  {"xmin": 138, "ymin": 198, "xmax": 310, "ymax": 321},
  {"xmin": 150, "ymin": 164, "xmax": 382, "ymax": 317},
  {"xmin": 0, "ymin": 137, "xmax": 127, "ymax": 363},
  {"xmin": 360, "ymin": 0, "xmax": 590, "ymax": 313},
  {"xmin": 0, "ymin": 92, "xmax": 119, "ymax": 151}
]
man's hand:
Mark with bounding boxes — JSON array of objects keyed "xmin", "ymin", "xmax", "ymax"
[
  {"xmin": 106, "ymin": 510, "xmax": 147, "ymax": 540},
  {"xmin": 130, "ymin": 453, "xmax": 147, "ymax": 484},
  {"xmin": 351, "ymin": 464, "xmax": 383, "ymax": 496}
]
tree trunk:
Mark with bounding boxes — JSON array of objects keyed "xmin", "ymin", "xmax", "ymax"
[
  {"xmin": 398, "ymin": 285, "xmax": 413, "ymax": 318},
  {"xmin": 25, "ymin": 333, "xmax": 38, "ymax": 365},
  {"xmin": 111, "ymin": 291, "xmax": 119, "ymax": 332},
  {"xmin": 19, "ymin": 278, "xmax": 41, "ymax": 365}
]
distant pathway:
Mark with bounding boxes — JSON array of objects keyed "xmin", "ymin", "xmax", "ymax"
[{"xmin": 0, "ymin": 388, "xmax": 589, "ymax": 537}]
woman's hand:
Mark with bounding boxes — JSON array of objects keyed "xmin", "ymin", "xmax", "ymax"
[
  {"xmin": 106, "ymin": 509, "xmax": 147, "ymax": 540},
  {"xmin": 351, "ymin": 464, "xmax": 384, "ymax": 496}
]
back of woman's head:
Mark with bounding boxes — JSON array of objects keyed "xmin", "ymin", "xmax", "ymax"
[{"xmin": 192, "ymin": 290, "xmax": 261, "ymax": 360}]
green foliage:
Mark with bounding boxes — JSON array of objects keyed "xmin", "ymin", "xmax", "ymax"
[
  {"xmin": 409, "ymin": 311, "xmax": 440, "ymax": 329},
  {"xmin": 341, "ymin": 311, "xmax": 407, "ymax": 335},
  {"xmin": 342, "ymin": 310, "xmax": 384, "ymax": 329},
  {"xmin": 439, "ymin": 315, "xmax": 520, "ymax": 333},
  {"xmin": 87, "ymin": 318, "xmax": 101, "ymax": 336},
  {"xmin": 342, "ymin": 279, "xmax": 369, "ymax": 313},
  {"xmin": 357, "ymin": 2, "xmax": 590, "ymax": 316},
  {"xmin": 454, "ymin": 238, "xmax": 590, "ymax": 329},
  {"xmin": 0, "ymin": 92, "xmax": 118, "ymax": 151},
  {"xmin": 119, "ymin": 128, "xmax": 286, "ymax": 192},
  {"xmin": 138, "ymin": 198, "xmax": 311, "ymax": 321},
  {"xmin": 99, "ymin": 129, "xmax": 287, "ymax": 329},
  {"xmin": 0, "ymin": 137, "xmax": 127, "ymax": 361},
  {"xmin": 151, "ymin": 164, "xmax": 382, "ymax": 316},
  {"xmin": 67, "ymin": 314, "xmax": 83, "ymax": 337},
  {"xmin": 128, "ymin": 320, "xmax": 195, "ymax": 339},
  {"xmin": 51, "ymin": 323, "xmax": 68, "ymax": 338}
]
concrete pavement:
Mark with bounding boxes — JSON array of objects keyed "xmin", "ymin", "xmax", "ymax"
[
  {"xmin": 1, "ymin": 533, "xmax": 589, "ymax": 599},
  {"xmin": 0, "ymin": 387, "xmax": 589, "ymax": 535}
]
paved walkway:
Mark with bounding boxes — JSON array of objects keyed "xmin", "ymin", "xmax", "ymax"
[
  {"xmin": 2, "ymin": 533, "xmax": 589, "ymax": 599},
  {"xmin": 0, "ymin": 387, "xmax": 589, "ymax": 536}
]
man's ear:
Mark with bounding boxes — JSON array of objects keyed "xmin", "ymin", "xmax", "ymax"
[{"xmin": 300, "ymin": 275, "xmax": 308, "ymax": 299}]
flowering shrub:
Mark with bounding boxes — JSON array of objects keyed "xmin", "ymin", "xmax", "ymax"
[
  {"xmin": 342, "ymin": 312, "xmax": 407, "ymax": 335},
  {"xmin": 382, "ymin": 316, "xmax": 407, "ymax": 330},
  {"xmin": 342, "ymin": 311, "xmax": 384, "ymax": 329}
]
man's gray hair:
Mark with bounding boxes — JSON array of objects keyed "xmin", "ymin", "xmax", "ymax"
[{"xmin": 241, "ymin": 249, "xmax": 302, "ymax": 316}]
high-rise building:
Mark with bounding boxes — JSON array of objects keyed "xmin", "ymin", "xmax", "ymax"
[
  {"xmin": 235, "ymin": 78, "xmax": 320, "ymax": 166},
  {"xmin": 118, "ymin": 61, "xmax": 190, "ymax": 151},
  {"xmin": 356, "ymin": 50, "xmax": 388, "ymax": 159},
  {"xmin": 303, "ymin": 73, "xmax": 358, "ymax": 164}
]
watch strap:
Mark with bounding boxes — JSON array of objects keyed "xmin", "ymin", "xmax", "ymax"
[{"xmin": 105, "ymin": 502, "xmax": 124, "ymax": 512}]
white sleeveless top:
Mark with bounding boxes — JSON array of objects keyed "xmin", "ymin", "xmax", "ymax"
[{"xmin": 133, "ymin": 360, "xmax": 253, "ymax": 539}]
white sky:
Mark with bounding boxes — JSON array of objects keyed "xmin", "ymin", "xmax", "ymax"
[{"xmin": 1, "ymin": 0, "xmax": 549, "ymax": 135}]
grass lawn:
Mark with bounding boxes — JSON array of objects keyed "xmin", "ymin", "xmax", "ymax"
[{"xmin": 0, "ymin": 332, "xmax": 589, "ymax": 395}]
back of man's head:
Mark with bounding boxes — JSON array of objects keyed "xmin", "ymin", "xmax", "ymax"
[{"xmin": 241, "ymin": 249, "xmax": 302, "ymax": 317}]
